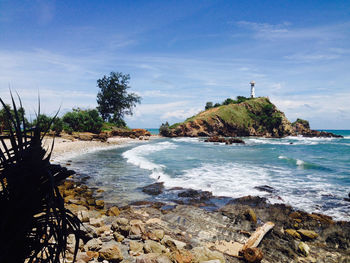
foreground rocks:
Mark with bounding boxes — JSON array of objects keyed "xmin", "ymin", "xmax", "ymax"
[{"xmin": 59, "ymin": 180, "xmax": 350, "ymax": 263}]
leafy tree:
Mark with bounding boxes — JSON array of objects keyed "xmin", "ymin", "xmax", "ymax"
[
  {"xmin": 222, "ymin": 98, "xmax": 236, "ymax": 105},
  {"xmin": 97, "ymin": 72, "xmax": 141, "ymax": 126},
  {"xmin": 33, "ymin": 114, "xmax": 52, "ymax": 132},
  {"xmin": 236, "ymin": 96, "xmax": 249, "ymax": 103},
  {"xmin": 205, "ymin": 102, "xmax": 213, "ymax": 110},
  {"xmin": 62, "ymin": 108, "xmax": 103, "ymax": 133},
  {"xmin": 52, "ymin": 117, "xmax": 63, "ymax": 136},
  {"xmin": 0, "ymin": 104, "xmax": 28, "ymax": 132},
  {"xmin": 214, "ymin": 103, "xmax": 221, "ymax": 107},
  {"xmin": 159, "ymin": 121, "xmax": 170, "ymax": 136}
]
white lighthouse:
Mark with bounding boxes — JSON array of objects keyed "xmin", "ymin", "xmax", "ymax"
[{"xmin": 250, "ymin": 81, "xmax": 256, "ymax": 98}]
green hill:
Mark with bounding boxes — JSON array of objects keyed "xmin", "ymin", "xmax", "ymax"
[{"xmin": 161, "ymin": 97, "xmax": 295, "ymax": 137}]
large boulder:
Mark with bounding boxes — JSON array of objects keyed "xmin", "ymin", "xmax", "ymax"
[{"xmin": 98, "ymin": 241, "xmax": 123, "ymax": 262}]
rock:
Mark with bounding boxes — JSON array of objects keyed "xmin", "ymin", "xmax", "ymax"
[
  {"xmin": 254, "ymin": 185, "xmax": 275, "ymax": 193},
  {"xmin": 107, "ymin": 206, "xmax": 120, "ymax": 217},
  {"xmin": 148, "ymin": 229, "xmax": 165, "ymax": 241},
  {"xmin": 297, "ymin": 229, "xmax": 318, "ymax": 240},
  {"xmin": 129, "ymin": 240, "xmax": 144, "ymax": 256},
  {"xmin": 136, "ymin": 253, "xmax": 172, "ymax": 263},
  {"xmin": 171, "ymin": 249, "xmax": 193, "ymax": 263},
  {"xmin": 86, "ymin": 251, "xmax": 99, "ymax": 260},
  {"xmin": 142, "ymin": 182, "xmax": 165, "ymax": 196},
  {"xmin": 285, "ymin": 229, "xmax": 301, "ymax": 239},
  {"xmin": 242, "ymin": 247, "xmax": 263, "ymax": 263},
  {"xmin": 95, "ymin": 199, "xmax": 105, "ymax": 209},
  {"xmin": 298, "ymin": 242, "xmax": 310, "ymax": 256},
  {"xmin": 227, "ymin": 138, "xmax": 245, "ymax": 144},
  {"xmin": 114, "ymin": 217, "xmax": 129, "ymax": 226},
  {"xmin": 82, "ymin": 223, "xmax": 98, "ymax": 239},
  {"xmin": 245, "ymin": 208, "xmax": 257, "ymax": 224},
  {"xmin": 161, "ymin": 235, "xmax": 186, "ymax": 251},
  {"xmin": 89, "ymin": 217, "xmax": 104, "ymax": 227},
  {"xmin": 191, "ymin": 247, "xmax": 225, "ymax": 263},
  {"xmin": 75, "ymin": 252, "xmax": 90, "ymax": 263},
  {"xmin": 84, "ymin": 238, "xmax": 102, "ymax": 251},
  {"xmin": 113, "ymin": 232, "xmax": 125, "ymax": 242},
  {"xmin": 78, "ymin": 210, "xmax": 90, "ymax": 223},
  {"xmin": 98, "ymin": 242, "xmax": 123, "ymax": 262},
  {"xmin": 178, "ymin": 189, "xmax": 212, "ymax": 200},
  {"xmin": 144, "ymin": 240, "xmax": 167, "ymax": 254},
  {"xmin": 130, "ymin": 219, "xmax": 145, "ymax": 236}
]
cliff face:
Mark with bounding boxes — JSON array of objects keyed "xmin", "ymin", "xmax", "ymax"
[{"xmin": 161, "ymin": 98, "xmax": 342, "ymax": 138}]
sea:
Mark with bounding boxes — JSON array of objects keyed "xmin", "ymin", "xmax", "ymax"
[{"xmin": 63, "ymin": 129, "xmax": 350, "ymax": 221}]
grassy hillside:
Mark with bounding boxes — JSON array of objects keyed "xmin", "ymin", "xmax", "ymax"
[{"xmin": 163, "ymin": 97, "xmax": 294, "ymax": 137}]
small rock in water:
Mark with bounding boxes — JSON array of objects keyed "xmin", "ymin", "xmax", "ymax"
[
  {"xmin": 254, "ymin": 185, "xmax": 276, "ymax": 193},
  {"xmin": 142, "ymin": 182, "xmax": 164, "ymax": 195}
]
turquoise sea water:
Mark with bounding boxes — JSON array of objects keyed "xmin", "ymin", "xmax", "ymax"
[{"xmin": 66, "ymin": 130, "xmax": 350, "ymax": 220}]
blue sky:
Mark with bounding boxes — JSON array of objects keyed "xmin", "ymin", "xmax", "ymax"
[{"xmin": 1, "ymin": 0, "xmax": 350, "ymax": 129}]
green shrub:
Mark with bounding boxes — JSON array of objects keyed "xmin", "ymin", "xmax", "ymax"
[
  {"xmin": 52, "ymin": 117, "xmax": 63, "ymax": 135},
  {"xmin": 62, "ymin": 108, "xmax": 103, "ymax": 133},
  {"xmin": 159, "ymin": 121, "xmax": 170, "ymax": 136},
  {"xmin": 292, "ymin": 118, "xmax": 310, "ymax": 129},
  {"xmin": 205, "ymin": 102, "xmax": 213, "ymax": 110},
  {"xmin": 223, "ymin": 98, "xmax": 236, "ymax": 105},
  {"xmin": 32, "ymin": 114, "xmax": 52, "ymax": 131}
]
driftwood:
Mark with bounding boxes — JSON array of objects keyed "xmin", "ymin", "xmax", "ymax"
[
  {"xmin": 240, "ymin": 221, "xmax": 275, "ymax": 263},
  {"xmin": 209, "ymin": 221, "xmax": 275, "ymax": 262},
  {"xmin": 242, "ymin": 221, "xmax": 275, "ymax": 250}
]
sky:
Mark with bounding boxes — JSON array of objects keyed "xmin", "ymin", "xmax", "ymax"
[{"xmin": 0, "ymin": 0, "xmax": 350, "ymax": 129}]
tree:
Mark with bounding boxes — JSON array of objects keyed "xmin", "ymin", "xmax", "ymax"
[
  {"xmin": 223, "ymin": 98, "xmax": 235, "ymax": 105},
  {"xmin": 62, "ymin": 108, "xmax": 103, "ymax": 133},
  {"xmin": 33, "ymin": 114, "xmax": 52, "ymax": 132},
  {"xmin": 205, "ymin": 102, "xmax": 213, "ymax": 110},
  {"xmin": 159, "ymin": 121, "xmax": 170, "ymax": 136},
  {"xmin": 0, "ymin": 104, "xmax": 28, "ymax": 133},
  {"xmin": 96, "ymin": 72, "xmax": 141, "ymax": 126}
]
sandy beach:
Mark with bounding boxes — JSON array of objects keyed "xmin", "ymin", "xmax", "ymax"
[{"xmin": 44, "ymin": 136, "xmax": 141, "ymax": 161}]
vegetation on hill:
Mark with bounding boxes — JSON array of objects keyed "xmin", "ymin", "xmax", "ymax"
[{"xmin": 161, "ymin": 97, "xmax": 294, "ymax": 137}]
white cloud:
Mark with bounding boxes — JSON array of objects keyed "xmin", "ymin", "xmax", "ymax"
[{"xmin": 161, "ymin": 107, "xmax": 201, "ymax": 120}]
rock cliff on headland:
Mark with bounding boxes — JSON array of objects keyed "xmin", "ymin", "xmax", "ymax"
[{"xmin": 161, "ymin": 97, "xmax": 342, "ymax": 138}]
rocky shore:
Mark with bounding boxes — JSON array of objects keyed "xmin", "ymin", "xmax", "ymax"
[{"xmin": 58, "ymin": 177, "xmax": 350, "ymax": 263}]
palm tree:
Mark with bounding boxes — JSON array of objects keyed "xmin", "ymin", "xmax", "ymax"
[{"xmin": 0, "ymin": 94, "xmax": 81, "ymax": 263}]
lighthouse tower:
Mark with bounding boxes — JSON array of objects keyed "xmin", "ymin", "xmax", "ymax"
[{"xmin": 250, "ymin": 81, "xmax": 256, "ymax": 98}]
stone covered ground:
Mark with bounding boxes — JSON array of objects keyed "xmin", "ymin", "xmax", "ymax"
[{"xmin": 59, "ymin": 179, "xmax": 350, "ymax": 263}]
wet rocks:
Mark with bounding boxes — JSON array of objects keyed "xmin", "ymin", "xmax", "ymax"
[
  {"xmin": 142, "ymin": 182, "xmax": 165, "ymax": 196},
  {"xmin": 298, "ymin": 242, "xmax": 310, "ymax": 256},
  {"xmin": 254, "ymin": 185, "xmax": 276, "ymax": 193},
  {"xmin": 204, "ymin": 136, "xmax": 245, "ymax": 144},
  {"xmin": 178, "ymin": 189, "xmax": 212, "ymax": 200},
  {"xmin": 297, "ymin": 229, "xmax": 318, "ymax": 240}
]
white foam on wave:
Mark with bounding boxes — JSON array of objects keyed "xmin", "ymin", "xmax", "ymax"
[
  {"xmin": 160, "ymin": 163, "xmax": 272, "ymax": 198},
  {"xmin": 343, "ymin": 136, "xmax": 350, "ymax": 139},
  {"xmin": 296, "ymin": 159, "xmax": 305, "ymax": 166},
  {"xmin": 171, "ymin": 137, "xmax": 201, "ymax": 143},
  {"xmin": 122, "ymin": 141, "xmax": 177, "ymax": 180}
]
